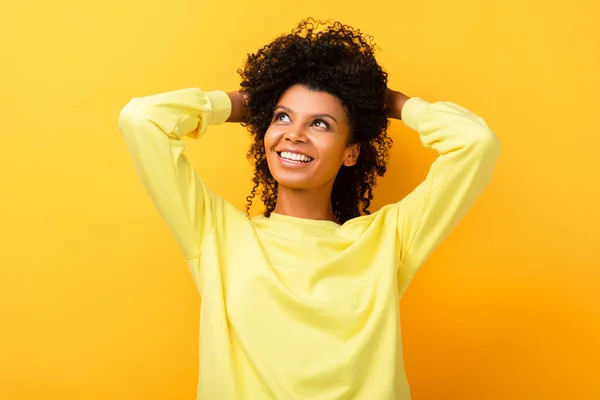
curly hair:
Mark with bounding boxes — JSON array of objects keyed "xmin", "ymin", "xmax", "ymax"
[{"xmin": 238, "ymin": 18, "xmax": 392, "ymax": 224}]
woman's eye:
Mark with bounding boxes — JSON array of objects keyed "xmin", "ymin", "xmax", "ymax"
[
  {"xmin": 313, "ymin": 119, "xmax": 329, "ymax": 129},
  {"xmin": 275, "ymin": 112, "xmax": 290, "ymax": 122}
]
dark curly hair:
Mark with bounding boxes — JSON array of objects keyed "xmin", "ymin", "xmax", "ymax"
[{"xmin": 238, "ymin": 18, "xmax": 392, "ymax": 224}]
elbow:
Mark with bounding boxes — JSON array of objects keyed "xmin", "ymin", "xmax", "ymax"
[
  {"xmin": 473, "ymin": 127, "xmax": 501, "ymax": 163},
  {"xmin": 482, "ymin": 127, "xmax": 500, "ymax": 154},
  {"xmin": 119, "ymin": 98, "xmax": 142, "ymax": 121},
  {"xmin": 463, "ymin": 109, "xmax": 500, "ymax": 155},
  {"xmin": 118, "ymin": 98, "xmax": 145, "ymax": 137}
]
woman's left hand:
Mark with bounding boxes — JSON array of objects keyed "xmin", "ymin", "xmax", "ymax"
[{"xmin": 385, "ymin": 89, "xmax": 410, "ymax": 120}]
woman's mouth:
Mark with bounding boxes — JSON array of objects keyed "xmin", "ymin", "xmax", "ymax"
[{"xmin": 276, "ymin": 151, "xmax": 314, "ymax": 166}]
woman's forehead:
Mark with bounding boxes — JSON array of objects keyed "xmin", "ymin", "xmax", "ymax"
[{"xmin": 277, "ymin": 85, "xmax": 347, "ymax": 119}]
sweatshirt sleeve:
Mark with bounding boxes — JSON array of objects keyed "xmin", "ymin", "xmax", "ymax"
[
  {"xmin": 118, "ymin": 88, "xmax": 232, "ymax": 260},
  {"xmin": 396, "ymin": 97, "xmax": 501, "ymax": 277}
]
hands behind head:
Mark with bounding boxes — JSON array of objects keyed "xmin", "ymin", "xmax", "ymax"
[{"xmin": 385, "ymin": 89, "xmax": 410, "ymax": 120}]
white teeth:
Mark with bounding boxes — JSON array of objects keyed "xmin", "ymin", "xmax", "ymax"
[{"xmin": 280, "ymin": 151, "xmax": 312, "ymax": 163}]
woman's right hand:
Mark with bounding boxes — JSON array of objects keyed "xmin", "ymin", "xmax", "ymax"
[{"xmin": 226, "ymin": 91, "xmax": 248, "ymax": 123}]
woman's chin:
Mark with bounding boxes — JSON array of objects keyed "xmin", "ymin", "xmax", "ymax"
[
  {"xmin": 268, "ymin": 164, "xmax": 314, "ymax": 190},
  {"xmin": 273, "ymin": 176, "xmax": 312, "ymax": 190}
]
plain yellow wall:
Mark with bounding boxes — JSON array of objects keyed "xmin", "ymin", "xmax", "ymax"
[{"xmin": 1, "ymin": 0, "xmax": 598, "ymax": 399}]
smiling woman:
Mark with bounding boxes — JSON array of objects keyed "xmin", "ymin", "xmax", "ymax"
[
  {"xmin": 238, "ymin": 20, "xmax": 393, "ymax": 223},
  {"xmin": 118, "ymin": 18, "xmax": 500, "ymax": 400},
  {"xmin": 264, "ymin": 85, "xmax": 360, "ymax": 220}
]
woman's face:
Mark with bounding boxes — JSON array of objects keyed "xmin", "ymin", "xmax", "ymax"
[{"xmin": 263, "ymin": 84, "xmax": 359, "ymax": 190}]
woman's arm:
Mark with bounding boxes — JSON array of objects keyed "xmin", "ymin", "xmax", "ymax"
[
  {"xmin": 389, "ymin": 93, "xmax": 501, "ymax": 277},
  {"xmin": 226, "ymin": 91, "xmax": 248, "ymax": 123},
  {"xmin": 386, "ymin": 88, "xmax": 411, "ymax": 120},
  {"xmin": 118, "ymin": 88, "xmax": 232, "ymax": 261}
]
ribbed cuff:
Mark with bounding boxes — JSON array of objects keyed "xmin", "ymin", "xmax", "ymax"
[
  {"xmin": 206, "ymin": 90, "xmax": 232, "ymax": 125},
  {"xmin": 401, "ymin": 97, "xmax": 431, "ymax": 131}
]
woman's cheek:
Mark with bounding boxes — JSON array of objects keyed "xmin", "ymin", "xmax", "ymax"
[{"xmin": 263, "ymin": 128, "xmax": 281, "ymax": 149}]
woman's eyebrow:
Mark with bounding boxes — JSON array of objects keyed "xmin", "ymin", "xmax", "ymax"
[{"xmin": 274, "ymin": 105, "xmax": 338, "ymax": 124}]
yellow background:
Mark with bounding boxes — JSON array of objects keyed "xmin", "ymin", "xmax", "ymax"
[{"xmin": 1, "ymin": 0, "xmax": 598, "ymax": 399}]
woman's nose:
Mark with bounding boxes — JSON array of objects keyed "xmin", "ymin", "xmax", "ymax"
[{"xmin": 284, "ymin": 128, "xmax": 307, "ymax": 143}]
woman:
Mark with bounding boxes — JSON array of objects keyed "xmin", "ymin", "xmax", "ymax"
[{"xmin": 118, "ymin": 19, "xmax": 500, "ymax": 400}]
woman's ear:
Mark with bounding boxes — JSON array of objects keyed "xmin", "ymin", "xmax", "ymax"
[{"xmin": 343, "ymin": 143, "xmax": 360, "ymax": 167}]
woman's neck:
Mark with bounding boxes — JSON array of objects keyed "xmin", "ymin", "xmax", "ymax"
[{"xmin": 273, "ymin": 185, "xmax": 337, "ymax": 222}]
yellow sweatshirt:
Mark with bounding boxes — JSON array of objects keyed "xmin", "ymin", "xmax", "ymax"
[{"xmin": 118, "ymin": 88, "xmax": 500, "ymax": 399}]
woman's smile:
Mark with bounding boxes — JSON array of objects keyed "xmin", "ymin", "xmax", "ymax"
[{"xmin": 276, "ymin": 149, "xmax": 315, "ymax": 168}]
